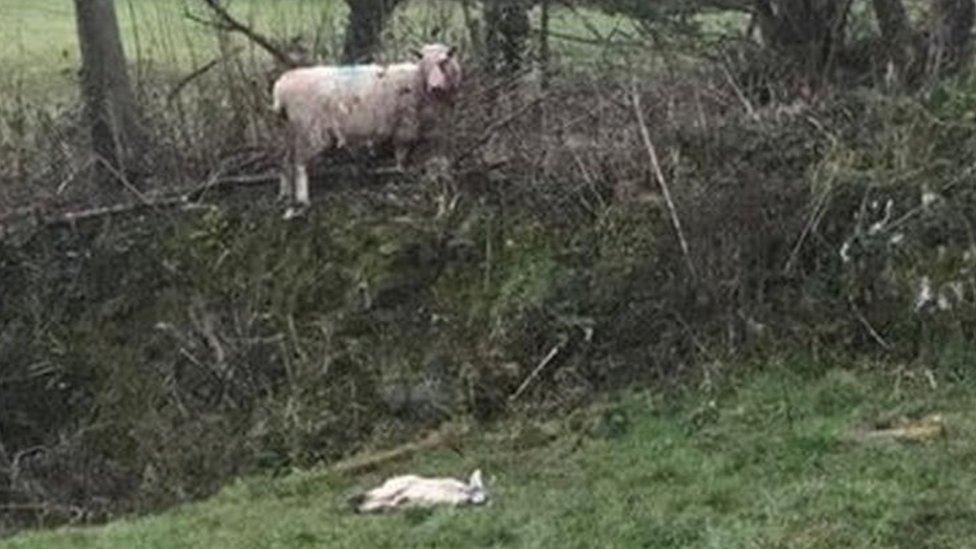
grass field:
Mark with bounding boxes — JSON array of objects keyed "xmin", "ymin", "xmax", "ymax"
[
  {"xmin": 0, "ymin": 0, "xmax": 640, "ymax": 99},
  {"xmin": 0, "ymin": 0, "xmax": 350, "ymax": 96},
  {"xmin": 4, "ymin": 358, "xmax": 975, "ymax": 548}
]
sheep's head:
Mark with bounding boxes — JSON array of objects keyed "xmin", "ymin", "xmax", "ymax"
[
  {"xmin": 414, "ymin": 43, "xmax": 462, "ymax": 104},
  {"xmin": 465, "ymin": 469, "xmax": 488, "ymax": 505}
]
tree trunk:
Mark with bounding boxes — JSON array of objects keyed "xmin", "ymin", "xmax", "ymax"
[
  {"xmin": 926, "ymin": 0, "xmax": 976, "ymax": 76},
  {"xmin": 753, "ymin": 0, "xmax": 851, "ymax": 81},
  {"xmin": 342, "ymin": 0, "xmax": 405, "ymax": 63},
  {"xmin": 872, "ymin": 0, "xmax": 974, "ymax": 84},
  {"xmin": 73, "ymin": 0, "xmax": 145, "ymax": 180},
  {"xmin": 539, "ymin": 0, "xmax": 550, "ymax": 89},
  {"xmin": 872, "ymin": 0, "xmax": 916, "ymax": 83},
  {"xmin": 484, "ymin": 0, "xmax": 531, "ymax": 75}
]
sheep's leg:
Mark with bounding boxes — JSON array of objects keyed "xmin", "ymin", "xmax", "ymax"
[
  {"xmin": 277, "ymin": 163, "xmax": 292, "ymax": 203},
  {"xmin": 394, "ymin": 144, "xmax": 411, "ymax": 172},
  {"xmin": 295, "ymin": 163, "xmax": 310, "ymax": 206},
  {"xmin": 283, "ymin": 163, "xmax": 310, "ymax": 220}
]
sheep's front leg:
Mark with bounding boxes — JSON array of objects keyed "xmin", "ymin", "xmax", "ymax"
[
  {"xmin": 295, "ymin": 163, "xmax": 310, "ymax": 206},
  {"xmin": 283, "ymin": 163, "xmax": 310, "ymax": 220},
  {"xmin": 277, "ymin": 165, "xmax": 292, "ymax": 203}
]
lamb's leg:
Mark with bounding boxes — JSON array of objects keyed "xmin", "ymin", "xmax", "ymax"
[{"xmin": 283, "ymin": 163, "xmax": 310, "ymax": 220}]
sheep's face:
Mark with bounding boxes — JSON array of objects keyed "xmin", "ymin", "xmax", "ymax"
[
  {"xmin": 416, "ymin": 43, "xmax": 462, "ymax": 104},
  {"xmin": 465, "ymin": 469, "xmax": 488, "ymax": 505}
]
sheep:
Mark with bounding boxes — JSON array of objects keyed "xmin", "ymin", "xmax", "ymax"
[
  {"xmin": 271, "ymin": 44, "xmax": 463, "ymax": 218},
  {"xmin": 350, "ymin": 469, "xmax": 488, "ymax": 513}
]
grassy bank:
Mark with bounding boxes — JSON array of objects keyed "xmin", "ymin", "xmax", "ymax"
[{"xmin": 3, "ymin": 358, "xmax": 974, "ymax": 548}]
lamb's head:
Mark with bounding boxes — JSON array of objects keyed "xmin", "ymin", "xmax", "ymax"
[
  {"xmin": 414, "ymin": 43, "xmax": 462, "ymax": 104},
  {"xmin": 465, "ymin": 469, "xmax": 488, "ymax": 505}
]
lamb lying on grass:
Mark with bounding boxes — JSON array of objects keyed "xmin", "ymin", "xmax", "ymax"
[{"xmin": 351, "ymin": 469, "xmax": 488, "ymax": 513}]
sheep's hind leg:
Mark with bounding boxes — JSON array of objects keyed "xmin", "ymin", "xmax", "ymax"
[
  {"xmin": 283, "ymin": 163, "xmax": 310, "ymax": 220},
  {"xmin": 394, "ymin": 143, "xmax": 413, "ymax": 173},
  {"xmin": 277, "ymin": 164, "xmax": 293, "ymax": 203}
]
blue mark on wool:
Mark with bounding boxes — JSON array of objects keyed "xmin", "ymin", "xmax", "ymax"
[{"xmin": 334, "ymin": 66, "xmax": 372, "ymax": 82}]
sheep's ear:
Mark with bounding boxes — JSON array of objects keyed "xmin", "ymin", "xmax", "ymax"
[
  {"xmin": 447, "ymin": 46, "xmax": 457, "ymax": 58},
  {"xmin": 469, "ymin": 469, "xmax": 483, "ymax": 489},
  {"xmin": 411, "ymin": 48, "xmax": 423, "ymax": 59}
]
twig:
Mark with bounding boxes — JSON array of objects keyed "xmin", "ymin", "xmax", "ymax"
[
  {"xmin": 532, "ymin": 29, "xmax": 644, "ymax": 49},
  {"xmin": 55, "ymin": 158, "xmax": 93, "ymax": 195},
  {"xmin": 848, "ymin": 295, "xmax": 892, "ymax": 350},
  {"xmin": 183, "ymin": 171, "xmax": 279, "ymax": 201},
  {"xmin": 719, "ymin": 53, "xmax": 758, "ymax": 121},
  {"xmin": 168, "ymin": 47, "xmax": 242, "ymax": 103},
  {"xmin": 94, "ymin": 154, "xmax": 158, "ymax": 211},
  {"xmin": 452, "ymin": 96, "xmax": 545, "ymax": 167},
  {"xmin": 631, "ymin": 83, "xmax": 697, "ymax": 280},
  {"xmin": 887, "ymin": 160, "xmax": 976, "ymax": 232},
  {"xmin": 510, "ymin": 335, "xmax": 569, "ymax": 402},
  {"xmin": 783, "ymin": 187, "xmax": 831, "ymax": 274}
]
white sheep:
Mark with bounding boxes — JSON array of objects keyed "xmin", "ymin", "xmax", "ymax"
[{"xmin": 272, "ymin": 44, "xmax": 463, "ymax": 218}]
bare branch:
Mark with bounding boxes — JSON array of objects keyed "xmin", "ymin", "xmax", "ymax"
[
  {"xmin": 191, "ymin": 0, "xmax": 298, "ymax": 68},
  {"xmin": 509, "ymin": 335, "xmax": 569, "ymax": 402},
  {"xmin": 168, "ymin": 47, "xmax": 243, "ymax": 103},
  {"xmin": 631, "ymin": 83, "xmax": 697, "ymax": 280}
]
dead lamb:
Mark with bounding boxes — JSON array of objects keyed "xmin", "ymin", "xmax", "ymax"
[
  {"xmin": 351, "ymin": 469, "xmax": 488, "ymax": 513},
  {"xmin": 271, "ymin": 43, "xmax": 463, "ymax": 219}
]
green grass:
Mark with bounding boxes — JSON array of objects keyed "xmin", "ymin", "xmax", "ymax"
[
  {"xmin": 0, "ymin": 0, "xmax": 645, "ymax": 100},
  {"xmin": 0, "ymin": 0, "xmax": 349, "ymax": 98},
  {"xmin": 5, "ymin": 360, "xmax": 976, "ymax": 548}
]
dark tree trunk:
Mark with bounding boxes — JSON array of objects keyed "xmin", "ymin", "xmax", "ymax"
[
  {"xmin": 872, "ymin": 0, "xmax": 974, "ymax": 84},
  {"xmin": 539, "ymin": 0, "xmax": 550, "ymax": 88},
  {"xmin": 872, "ymin": 0, "xmax": 919, "ymax": 85},
  {"xmin": 753, "ymin": 0, "xmax": 852, "ymax": 81},
  {"xmin": 872, "ymin": 0, "xmax": 912, "ymax": 50},
  {"xmin": 926, "ymin": 0, "xmax": 976, "ymax": 75},
  {"xmin": 73, "ymin": 0, "xmax": 146, "ymax": 180},
  {"xmin": 342, "ymin": 0, "xmax": 405, "ymax": 64},
  {"xmin": 484, "ymin": 0, "xmax": 531, "ymax": 75}
]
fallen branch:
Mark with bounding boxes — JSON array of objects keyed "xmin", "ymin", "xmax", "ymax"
[
  {"xmin": 332, "ymin": 424, "xmax": 468, "ymax": 476},
  {"xmin": 509, "ymin": 335, "xmax": 569, "ymax": 402},
  {"xmin": 45, "ymin": 199, "xmax": 207, "ymax": 228},
  {"xmin": 0, "ymin": 502, "xmax": 86, "ymax": 520},
  {"xmin": 631, "ymin": 83, "xmax": 697, "ymax": 280}
]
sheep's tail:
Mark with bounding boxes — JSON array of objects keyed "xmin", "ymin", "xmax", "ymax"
[{"xmin": 271, "ymin": 79, "xmax": 286, "ymax": 119}]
